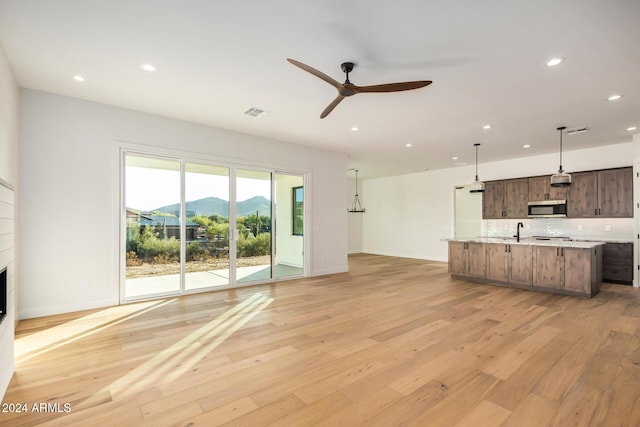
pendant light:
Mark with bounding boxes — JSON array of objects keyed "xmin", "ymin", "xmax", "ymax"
[
  {"xmin": 469, "ymin": 143, "xmax": 485, "ymax": 193},
  {"xmin": 550, "ymin": 126, "xmax": 571, "ymax": 187},
  {"xmin": 348, "ymin": 169, "xmax": 365, "ymax": 212}
]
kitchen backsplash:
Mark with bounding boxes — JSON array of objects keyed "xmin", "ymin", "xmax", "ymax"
[{"xmin": 484, "ymin": 218, "xmax": 634, "ymax": 241}]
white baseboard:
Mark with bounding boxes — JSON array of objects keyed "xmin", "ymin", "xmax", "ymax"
[
  {"xmin": 19, "ymin": 297, "xmax": 119, "ymax": 320},
  {"xmin": 311, "ymin": 265, "xmax": 348, "ymax": 276}
]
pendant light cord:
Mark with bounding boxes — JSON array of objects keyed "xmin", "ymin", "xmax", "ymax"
[
  {"xmin": 474, "ymin": 143, "xmax": 481, "ymax": 181},
  {"xmin": 354, "ymin": 170, "xmax": 359, "ymax": 196},
  {"xmin": 557, "ymin": 126, "xmax": 566, "ymax": 172},
  {"xmin": 475, "ymin": 145, "xmax": 479, "ymax": 181}
]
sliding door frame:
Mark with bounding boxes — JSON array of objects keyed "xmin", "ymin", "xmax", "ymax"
[{"xmin": 118, "ymin": 144, "xmax": 310, "ymax": 304}]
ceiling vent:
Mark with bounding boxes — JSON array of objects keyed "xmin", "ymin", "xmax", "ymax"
[
  {"xmin": 566, "ymin": 127, "xmax": 589, "ymax": 135},
  {"xmin": 244, "ymin": 107, "xmax": 268, "ymax": 118}
]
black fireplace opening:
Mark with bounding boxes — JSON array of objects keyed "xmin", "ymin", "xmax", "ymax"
[{"xmin": 0, "ymin": 267, "xmax": 6, "ymax": 326}]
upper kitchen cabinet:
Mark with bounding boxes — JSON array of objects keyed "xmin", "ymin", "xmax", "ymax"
[
  {"xmin": 483, "ymin": 178, "xmax": 528, "ymax": 219},
  {"xmin": 567, "ymin": 171, "xmax": 598, "ymax": 217},
  {"xmin": 599, "ymin": 167, "xmax": 633, "ymax": 217},
  {"xmin": 567, "ymin": 167, "xmax": 632, "ymax": 218},
  {"xmin": 483, "ymin": 181, "xmax": 505, "ymax": 219},
  {"xmin": 528, "ymin": 176, "xmax": 567, "ymax": 201}
]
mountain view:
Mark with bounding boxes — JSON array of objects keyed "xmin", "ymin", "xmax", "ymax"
[{"xmin": 151, "ymin": 196, "xmax": 271, "ymax": 217}]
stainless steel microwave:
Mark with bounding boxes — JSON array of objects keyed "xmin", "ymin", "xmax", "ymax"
[{"xmin": 527, "ymin": 200, "xmax": 567, "ymax": 218}]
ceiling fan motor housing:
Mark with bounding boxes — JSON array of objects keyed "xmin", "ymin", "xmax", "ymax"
[{"xmin": 340, "ymin": 62, "xmax": 355, "ymax": 73}]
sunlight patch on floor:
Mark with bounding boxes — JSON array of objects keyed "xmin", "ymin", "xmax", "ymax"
[
  {"xmin": 15, "ymin": 299, "xmax": 176, "ymax": 363},
  {"xmin": 85, "ymin": 292, "xmax": 273, "ymax": 403}
]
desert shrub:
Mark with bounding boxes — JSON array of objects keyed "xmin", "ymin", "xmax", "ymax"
[
  {"xmin": 237, "ymin": 233, "xmax": 271, "ymax": 257},
  {"xmin": 137, "ymin": 226, "xmax": 180, "ymax": 261},
  {"xmin": 186, "ymin": 242, "xmax": 208, "ymax": 261},
  {"xmin": 126, "ymin": 251, "xmax": 142, "ymax": 266},
  {"xmin": 152, "ymin": 253, "xmax": 179, "ymax": 265}
]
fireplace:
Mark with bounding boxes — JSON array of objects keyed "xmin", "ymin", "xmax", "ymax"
[{"xmin": 0, "ymin": 267, "xmax": 6, "ymax": 325}]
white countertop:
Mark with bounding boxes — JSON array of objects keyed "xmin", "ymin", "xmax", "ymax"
[{"xmin": 447, "ymin": 237, "xmax": 605, "ymax": 249}]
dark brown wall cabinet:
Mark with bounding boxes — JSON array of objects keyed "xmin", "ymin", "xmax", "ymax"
[
  {"xmin": 528, "ymin": 175, "xmax": 567, "ymax": 201},
  {"xmin": 482, "ymin": 178, "xmax": 528, "ymax": 219},
  {"xmin": 567, "ymin": 167, "xmax": 633, "ymax": 218},
  {"xmin": 482, "ymin": 166, "xmax": 633, "ymax": 219}
]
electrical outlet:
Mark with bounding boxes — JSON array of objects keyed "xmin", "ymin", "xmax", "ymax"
[
  {"xmin": 577, "ymin": 225, "xmax": 583, "ymax": 231},
  {"xmin": 525, "ymin": 224, "xmax": 531, "ymax": 230},
  {"xmin": 605, "ymin": 225, "xmax": 612, "ymax": 232}
]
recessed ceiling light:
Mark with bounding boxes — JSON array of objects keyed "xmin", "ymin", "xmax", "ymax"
[
  {"xmin": 452, "ymin": 156, "xmax": 458, "ymax": 160},
  {"xmin": 73, "ymin": 75, "xmax": 85, "ymax": 82},
  {"xmin": 546, "ymin": 57, "xmax": 564, "ymax": 67},
  {"xmin": 351, "ymin": 126, "xmax": 359, "ymax": 131},
  {"xmin": 405, "ymin": 143, "xmax": 412, "ymax": 148},
  {"xmin": 607, "ymin": 94, "xmax": 622, "ymax": 101},
  {"xmin": 141, "ymin": 63, "xmax": 156, "ymax": 72},
  {"xmin": 483, "ymin": 124, "xmax": 492, "ymax": 130},
  {"xmin": 523, "ymin": 144, "xmax": 531, "ymax": 148},
  {"xmin": 627, "ymin": 126, "xmax": 637, "ymax": 131}
]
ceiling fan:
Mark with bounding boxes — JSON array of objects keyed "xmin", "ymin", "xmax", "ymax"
[{"xmin": 287, "ymin": 58, "xmax": 432, "ymax": 118}]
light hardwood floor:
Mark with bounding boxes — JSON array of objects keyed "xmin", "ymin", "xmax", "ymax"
[{"xmin": 2, "ymin": 253, "xmax": 640, "ymax": 426}]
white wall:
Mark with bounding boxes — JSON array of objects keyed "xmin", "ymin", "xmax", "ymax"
[
  {"xmin": 0, "ymin": 43, "xmax": 18, "ymax": 400},
  {"xmin": 361, "ymin": 142, "xmax": 635, "ymax": 261},
  {"xmin": 19, "ymin": 89, "xmax": 348, "ymax": 319}
]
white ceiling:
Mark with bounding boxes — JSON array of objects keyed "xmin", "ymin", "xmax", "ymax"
[{"xmin": 1, "ymin": 0, "xmax": 639, "ymax": 179}]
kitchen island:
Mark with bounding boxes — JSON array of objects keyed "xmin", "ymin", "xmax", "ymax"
[{"xmin": 448, "ymin": 237, "xmax": 604, "ymax": 298}]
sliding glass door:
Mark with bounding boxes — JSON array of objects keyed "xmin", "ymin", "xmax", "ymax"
[
  {"xmin": 184, "ymin": 162, "xmax": 230, "ymax": 291},
  {"xmin": 235, "ymin": 169, "xmax": 273, "ymax": 284},
  {"xmin": 122, "ymin": 152, "xmax": 305, "ymax": 301},
  {"xmin": 124, "ymin": 155, "xmax": 182, "ymax": 299},
  {"xmin": 274, "ymin": 173, "xmax": 304, "ymax": 279}
]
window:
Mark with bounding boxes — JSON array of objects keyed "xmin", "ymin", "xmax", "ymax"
[{"xmin": 292, "ymin": 186, "xmax": 303, "ymax": 236}]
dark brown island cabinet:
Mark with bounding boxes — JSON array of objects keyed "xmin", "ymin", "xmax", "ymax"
[{"xmin": 449, "ymin": 239, "xmax": 603, "ymax": 298}]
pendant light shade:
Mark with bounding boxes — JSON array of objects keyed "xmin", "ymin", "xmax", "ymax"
[
  {"xmin": 469, "ymin": 143, "xmax": 485, "ymax": 193},
  {"xmin": 550, "ymin": 126, "xmax": 571, "ymax": 187},
  {"xmin": 348, "ymin": 169, "xmax": 365, "ymax": 212}
]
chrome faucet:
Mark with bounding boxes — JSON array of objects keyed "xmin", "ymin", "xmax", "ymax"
[{"xmin": 514, "ymin": 222, "xmax": 524, "ymax": 242}]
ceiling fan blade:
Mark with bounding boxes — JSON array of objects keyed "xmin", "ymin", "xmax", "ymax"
[
  {"xmin": 287, "ymin": 58, "xmax": 342, "ymax": 90},
  {"xmin": 320, "ymin": 95, "xmax": 345, "ymax": 119},
  {"xmin": 354, "ymin": 80, "xmax": 432, "ymax": 93}
]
